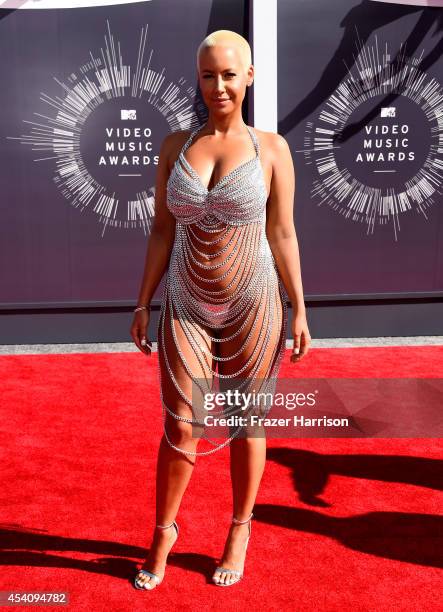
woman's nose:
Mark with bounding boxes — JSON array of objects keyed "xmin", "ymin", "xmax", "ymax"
[{"xmin": 214, "ymin": 76, "xmax": 225, "ymax": 93}]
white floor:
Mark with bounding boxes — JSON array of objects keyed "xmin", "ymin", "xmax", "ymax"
[{"xmin": 1, "ymin": 337, "xmax": 442, "ymax": 355}]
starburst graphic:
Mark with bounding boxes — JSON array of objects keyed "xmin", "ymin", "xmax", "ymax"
[
  {"xmin": 7, "ymin": 21, "xmax": 206, "ymax": 236},
  {"xmin": 302, "ymin": 33, "xmax": 443, "ymax": 240}
]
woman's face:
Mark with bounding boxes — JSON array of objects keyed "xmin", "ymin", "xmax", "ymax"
[{"xmin": 197, "ymin": 44, "xmax": 252, "ymax": 114}]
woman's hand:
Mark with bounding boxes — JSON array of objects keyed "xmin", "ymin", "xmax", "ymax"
[
  {"xmin": 290, "ymin": 310, "xmax": 311, "ymax": 363},
  {"xmin": 130, "ymin": 309, "xmax": 152, "ymax": 356}
]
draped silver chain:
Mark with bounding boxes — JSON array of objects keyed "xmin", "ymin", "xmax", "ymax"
[{"xmin": 156, "ymin": 124, "xmax": 288, "ymax": 456}]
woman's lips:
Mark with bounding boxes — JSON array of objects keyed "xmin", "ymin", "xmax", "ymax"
[{"xmin": 213, "ymin": 98, "xmax": 230, "ymax": 104}]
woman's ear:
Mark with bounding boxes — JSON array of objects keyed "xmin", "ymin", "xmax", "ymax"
[{"xmin": 247, "ymin": 65, "xmax": 254, "ymax": 87}]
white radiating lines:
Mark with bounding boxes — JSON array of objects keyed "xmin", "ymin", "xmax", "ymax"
[
  {"xmin": 8, "ymin": 20, "xmax": 203, "ymax": 234},
  {"xmin": 304, "ymin": 34, "xmax": 443, "ymax": 239},
  {"xmin": 132, "ymin": 23, "xmax": 148, "ymax": 97},
  {"xmin": 128, "ymin": 191, "xmax": 156, "ymax": 223}
]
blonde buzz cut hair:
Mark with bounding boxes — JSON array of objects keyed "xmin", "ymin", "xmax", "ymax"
[{"xmin": 196, "ymin": 29, "xmax": 252, "ymax": 72}]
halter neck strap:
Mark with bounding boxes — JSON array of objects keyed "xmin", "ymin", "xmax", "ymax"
[{"xmin": 180, "ymin": 124, "xmax": 259, "ymax": 157}]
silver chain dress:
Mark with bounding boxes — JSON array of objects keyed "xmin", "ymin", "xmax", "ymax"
[{"xmin": 157, "ymin": 123, "xmax": 288, "ymax": 456}]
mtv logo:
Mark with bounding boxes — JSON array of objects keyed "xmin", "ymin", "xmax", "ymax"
[
  {"xmin": 381, "ymin": 107, "xmax": 396, "ymax": 118},
  {"xmin": 121, "ymin": 109, "xmax": 137, "ymax": 120}
]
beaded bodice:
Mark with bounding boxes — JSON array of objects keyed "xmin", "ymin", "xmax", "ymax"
[{"xmin": 166, "ymin": 124, "xmax": 267, "ymax": 225}]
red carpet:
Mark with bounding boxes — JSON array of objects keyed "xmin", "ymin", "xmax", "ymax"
[{"xmin": 1, "ymin": 345, "xmax": 442, "ymax": 611}]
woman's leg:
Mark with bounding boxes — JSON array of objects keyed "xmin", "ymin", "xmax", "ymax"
[
  {"xmin": 136, "ymin": 293, "xmax": 213, "ymax": 588},
  {"xmin": 213, "ymin": 284, "xmax": 284, "ymax": 584}
]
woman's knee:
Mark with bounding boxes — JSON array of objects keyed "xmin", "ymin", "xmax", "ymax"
[{"xmin": 164, "ymin": 417, "xmax": 201, "ymax": 447}]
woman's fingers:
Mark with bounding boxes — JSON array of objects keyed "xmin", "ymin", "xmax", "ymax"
[
  {"xmin": 139, "ymin": 335, "xmax": 152, "ymax": 355},
  {"xmin": 130, "ymin": 315, "xmax": 152, "ymax": 356},
  {"xmin": 290, "ymin": 329, "xmax": 311, "ymax": 362},
  {"xmin": 291, "ymin": 333, "xmax": 301, "ymax": 360}
]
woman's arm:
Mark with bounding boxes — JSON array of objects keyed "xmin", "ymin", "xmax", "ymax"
[
  {"xmin": 135, "ymin": 133, "xmax": 178, "ymax": 307},
  {"xmin": 265, "ymin": 133, "xmax": 311, "ymax": 361}
]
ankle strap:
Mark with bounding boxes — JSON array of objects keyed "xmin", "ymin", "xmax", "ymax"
[
  {"xmin": 156, "ymin": 520, "xmax": 176, "ymax": 529},
  {"xmin": 232, "ymin": 512, "xmax": 254, "ymax": 524}
]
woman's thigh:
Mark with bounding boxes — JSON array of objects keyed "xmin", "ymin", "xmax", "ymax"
[
  {"xmin": 216, "ymin": 282, "xmax": 283, "ymax": 380},
  {"xmin": 215, "ymin": 281, "xmax": 284, "ymax": 431},
  {"xmin": 157, "ymin": 293, "xmax": 215, "ymax": 438}
]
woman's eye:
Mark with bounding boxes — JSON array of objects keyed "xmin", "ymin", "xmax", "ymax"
[{"xmin": 202, "ymin": 73, "xmax": 236, "ymax": 79}]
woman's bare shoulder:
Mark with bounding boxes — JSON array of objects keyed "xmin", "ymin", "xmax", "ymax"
[
  {"xmin": 161, "ymin": 129, "xmax": 192, "ymax": 151},
  {"xmin": 250, "ymin": 128, "xmax": 290, "ymax": 168},
  {"xmin": 161, "ymin": 129, "xmax": 192, "ymax": 170},
  {"xmin": 252, "ymin": 127, "xmax": 289, "ymax": 151}
]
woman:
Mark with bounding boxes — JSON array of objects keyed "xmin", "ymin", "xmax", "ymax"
[{"xmin": 130, "ymin": 29, "xmax": 311, "ymax": 590}]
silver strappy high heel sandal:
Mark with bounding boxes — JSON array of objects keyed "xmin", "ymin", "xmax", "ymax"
[
  {"xmin": 134, "ymin": 520, "xmax": 179, "ymax": 590},
  {"xmin": 212, "ymin": 512, "xmax": 253, "ymax": 586}
]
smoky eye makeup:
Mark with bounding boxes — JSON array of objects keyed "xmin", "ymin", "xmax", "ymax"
[{"xmin": 202, "ymin": 71, "xmax": 237, "ymax": 78}]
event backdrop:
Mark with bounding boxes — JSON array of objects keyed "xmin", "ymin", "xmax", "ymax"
[
  {"xmin": 1, "ymin": 0, "xmax": 442, "ymax": 311},
  {"xmin": 278, "ymin": 0, "xmax": 443, "ymax": 296},
  {"xmin": 0, "ymin": 0, "xmax": 245, "ymax": 306}
]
